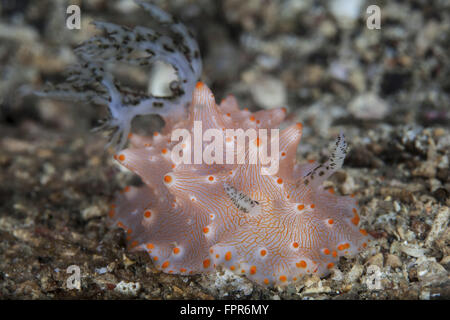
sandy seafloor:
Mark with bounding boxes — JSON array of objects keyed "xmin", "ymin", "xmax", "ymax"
[{"xmin": 0, "ymin": 0, "xmax": 449, "ymax": 299}]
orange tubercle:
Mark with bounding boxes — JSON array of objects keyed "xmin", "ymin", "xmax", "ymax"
[
  {"xmin": 351, "ymin": 211, "xmax": 360, "ymax": 225},
  {"xmin": 195, "ymin": 81, "xmax": 204, "ymax": 89}
]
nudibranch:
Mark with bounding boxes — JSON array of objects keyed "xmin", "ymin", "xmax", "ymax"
[
  {"xmin": 38, "ymin": 1, "xmax": 372, "ymax": 287},
  {"xmin": 109, "ymin": 82, "xmax": 372, "ymax": 286}
]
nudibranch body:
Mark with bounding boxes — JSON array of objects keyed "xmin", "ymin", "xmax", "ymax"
[{"xmin": 110, "ymin": 82, "xmax": 372, "ymax": 287}]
